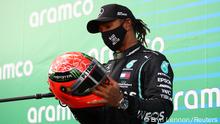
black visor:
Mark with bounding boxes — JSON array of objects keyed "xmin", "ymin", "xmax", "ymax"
[{"xmin": 71, "ymin": 59, "xmax": 107, "ymax": 96}]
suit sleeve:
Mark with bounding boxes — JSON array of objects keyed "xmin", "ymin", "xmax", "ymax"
[{"xmin": 125, "ymin": 54, "xmax": 174, "ymax": 123}]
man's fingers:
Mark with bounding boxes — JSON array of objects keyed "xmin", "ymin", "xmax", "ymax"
[
  {"xmin": 106, "ymin": 75, "xmax": 113, "ymax": 81},
  {"xmin": 87, "ymin": 99, "xmax": 107, "ymax": 104},
  {"xmin": 106, "ymin": 75, "xmax": 118, "ymax": 87},
  {"xmin": 95, "ymin": 84, "xmax": 107, "ymax": 92},
  {"xmin": 93, "ymin": 90, "xmax": 108, "ymax": 98}
]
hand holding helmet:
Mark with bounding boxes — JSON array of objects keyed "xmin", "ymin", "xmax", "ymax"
[{"xmin": 88, "ymin": 75, "xmax": 124, "ymax": 107}]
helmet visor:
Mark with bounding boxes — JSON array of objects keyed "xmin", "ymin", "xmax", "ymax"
[{"xmin": 71, "ymin": 59, "xmax": 107, "ymax": 96}]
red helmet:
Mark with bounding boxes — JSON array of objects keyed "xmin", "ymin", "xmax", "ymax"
[{"xmin": 48, "ymin": 52, "xmax": 106, "ymax": 108}]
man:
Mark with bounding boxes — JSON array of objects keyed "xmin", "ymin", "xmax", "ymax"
[{"xmin": 70, "ymin": 4, "xmax": 174, "ymax": 124}]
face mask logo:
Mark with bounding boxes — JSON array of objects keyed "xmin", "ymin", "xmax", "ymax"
[
  {"xmin": 101, "ymin": 24, "xmax": 126, "ymax": 51},
  {"xmin": 109, "ymin": 34, "xmax": 120, "ymax": 45}
]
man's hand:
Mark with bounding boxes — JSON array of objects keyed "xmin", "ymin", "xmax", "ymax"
[{"xmin": 87, "ymin": 76, "xmax": 123, "ymax": 107}]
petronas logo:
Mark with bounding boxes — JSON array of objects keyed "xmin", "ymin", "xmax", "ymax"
[
  {"xmin": 161, "ymin": 61, "xmax": 169, "ymax": 74},
  {"xmin": 126, "ymin": 60, "xmax": 137, "ymax": 69}
]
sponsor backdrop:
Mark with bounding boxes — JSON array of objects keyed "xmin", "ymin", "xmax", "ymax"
[{"xmin": 0, "ymin": 0, "xmax": 219, "ymax": 123}]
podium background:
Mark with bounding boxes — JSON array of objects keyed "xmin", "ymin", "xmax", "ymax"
[{"xmin": 0, "ymin": 0, "xmax": 220, "ymax": 123}]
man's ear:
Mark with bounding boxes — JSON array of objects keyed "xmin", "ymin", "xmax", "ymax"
[{"xmin": 123, "ymin": 18, "xmax": 133, "ymax": 31}]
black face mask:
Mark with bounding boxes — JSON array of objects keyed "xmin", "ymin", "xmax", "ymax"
[{"xmin": 101, "ymin": 24, "xmax": 127, "ymax": 51}]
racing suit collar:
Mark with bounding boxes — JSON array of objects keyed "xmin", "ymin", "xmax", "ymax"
[{"xmin": 113, "ymin": 42, "xmax": 142, "ymax": 59}]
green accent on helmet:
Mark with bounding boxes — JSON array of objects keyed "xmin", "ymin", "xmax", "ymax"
[
  {"xmin": 70, "ymin": 68, "xmax": 81, "ymax": 78},
  {"xmin": 82, "ymin": 53, "xmax": 93, "ymax": 60}
]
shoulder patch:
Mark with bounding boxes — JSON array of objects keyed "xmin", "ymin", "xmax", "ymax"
[{"xmin": 161, "ymin": 61, "xmax": 169, "ymax": 74}]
